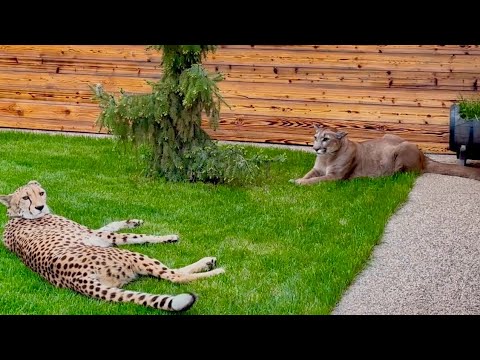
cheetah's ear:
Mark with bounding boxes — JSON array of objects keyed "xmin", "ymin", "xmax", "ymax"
[
  {"xmin": 0, "ymin": 195, "xmax": 12, "ymax": 207},
  {"xmin": 28, "ymin": 180, "xmax": 41, "ymax": 187}
]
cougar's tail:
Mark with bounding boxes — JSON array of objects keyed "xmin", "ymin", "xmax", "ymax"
[{"xmin": 425, "ymin": 158, "xmax": 480, "ymax": 181}]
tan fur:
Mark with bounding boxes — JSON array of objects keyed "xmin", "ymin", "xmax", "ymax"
[
  {"xmin": 0, "ymin": 181, "xmax": 225, "ymax": 312},
  {"xmin": 291, "ymin": 126, "xmax": 480, "ymax": 185}
]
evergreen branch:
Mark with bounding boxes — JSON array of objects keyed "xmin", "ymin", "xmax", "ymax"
[{"xmin": 89, "ymin": 45, "xmax": 281, "ymax": 184}]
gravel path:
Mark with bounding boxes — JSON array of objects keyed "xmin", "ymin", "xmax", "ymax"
[{"xmin": 333, "ymin": 155, "xmax": 480, "ymax": 315}]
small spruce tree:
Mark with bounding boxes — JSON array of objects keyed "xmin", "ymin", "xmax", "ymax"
[{"xmin": 91, "ymin": 45, "xmax": 283, "ymax": 184}]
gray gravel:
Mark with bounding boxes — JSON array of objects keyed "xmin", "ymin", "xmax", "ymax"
[{"xmin": 333, "ymin": 155, "xmax": 480, "ymax": 315}]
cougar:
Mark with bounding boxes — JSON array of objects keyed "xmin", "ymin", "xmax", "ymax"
[{"xmin": 291, "ymin": 125, "xmax": 480, "ymax": 185}]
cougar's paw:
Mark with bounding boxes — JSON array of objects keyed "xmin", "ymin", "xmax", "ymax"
[
  {"xmin": 291, "ymin": 178, "xmax": 306, "ymax": 185},
  {"xmin": 289, "ymin": 178, "xmax": 305, "ymax": 185},
  {"xmin": 125, "ymin": 219, "xmax": 144, "ymax": 228}
]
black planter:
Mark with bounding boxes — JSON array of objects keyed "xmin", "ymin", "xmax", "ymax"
[{"xmin": 449, "ymin": 103, "xmax": 480, "ymax": 165}]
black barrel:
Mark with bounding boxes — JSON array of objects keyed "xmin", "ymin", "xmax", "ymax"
[{"xmin": 449, "ymin": 104, "xmax": 480, "ymax": 162}]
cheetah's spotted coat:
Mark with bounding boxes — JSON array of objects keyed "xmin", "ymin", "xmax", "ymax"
[{"xmin": 0, "ymin": 181, "xmax": 224, "ymax": 312}]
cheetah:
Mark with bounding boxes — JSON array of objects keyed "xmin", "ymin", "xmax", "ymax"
[{"xmin": 0, "ymin": 180, "xmax": 225, "ymax": 312}]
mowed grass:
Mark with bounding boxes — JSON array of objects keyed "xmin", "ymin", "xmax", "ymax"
[{"xmin": 0, "ymin": 130, "xmax": 417, "ymax": 315}]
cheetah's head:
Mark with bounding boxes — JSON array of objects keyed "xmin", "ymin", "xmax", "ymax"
[{"xmin": 0, "ymin": 180, "xmax": 50, "ymax": 219}]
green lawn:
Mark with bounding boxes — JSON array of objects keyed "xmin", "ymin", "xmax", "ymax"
[{"xmin": 0, "ymin": 130, "xmax": 417, "ymax": 315}]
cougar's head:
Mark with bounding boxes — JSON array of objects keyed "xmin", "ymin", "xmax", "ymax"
[
  {"xmin": 0, "ymin": 180, "xmax": 50, "ymax": 219},
  {"xmin": 312, "ymin": 125, "xmax": 347, "ymax": 155}
]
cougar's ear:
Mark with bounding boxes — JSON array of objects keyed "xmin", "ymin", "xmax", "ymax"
[
  {"xmin": 335, "ymin": 131, "xmax": 347, "ymax": 139},
  {"xmin": 313, "ymin": 123, "xmax": 324, "ymax": 132},
  {"xmin": 0, "ymin": 195, "xmax": 12, "ymax": 207}
]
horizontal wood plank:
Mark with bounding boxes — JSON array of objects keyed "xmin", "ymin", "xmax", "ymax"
[
  {"xmin": 206, "ymin": 49, "xmax": 480, "ymax": 72},
  {"xmin": 0, "ymin": 115, "xmax": 103, "ymax": 133},
  {"xmin": 205, "ymin": 64, "xmax": 480, "ymax": 91},
  {"xmin": 203, "ymin": 128, "xmax": 451, "ymax": 154},
  {"xmin": 210, "ymin": 114, "xmax": 449, "ymax": 142},
  {"xmin": 0, "ymin": 45, "xmax": 159, "ymax": 62},
  {"xmin": 0, "ymin": 99, "xmax": 99, "ymax": 121},
  {"xmin": 218, "ymin": 81, "xmax": 465, "ymax": 108},
  {"xmin": 220, "ymin": 45, "xmax": 480, "ymax": 55},
  {"xmin": 0, "ymin": 71, "xmax": 155, "ymax": 94},
  {"xmin": 2, "ymin": 56, "xmax": 478, "ymax": 92},
  {"xmin": 221, "ymin": 98, "xmax": 449, "ymax": 125},
  {"xmin": 0, "ymin": 57, "xmax": 161, "ymax": 78}
]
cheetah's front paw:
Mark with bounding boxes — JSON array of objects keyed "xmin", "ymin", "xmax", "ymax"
[
  {"xmin": 210, "ymin": 268, "xmax": 225, "ymax": 275},
  {"xmin": 197, "ymin": 256, "xmax": 217, "ymax": 271},
  {"xmin": 125, "ymin": 219, "xmax": 144, "ymax": 228},
  {"xmin": 165, "ymin": 234, "xmax": 179, "ymax": 243}
]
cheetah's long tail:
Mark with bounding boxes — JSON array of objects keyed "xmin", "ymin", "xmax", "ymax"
[{"xmin": 78, "ymin": 280, "xmax": 197, "ymax": 312}]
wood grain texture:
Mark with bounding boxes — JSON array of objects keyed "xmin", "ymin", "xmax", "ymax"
[
  {"xmin": 203, "ymin": 128, "xmax": 451, "ymax": 154},
  {"xmin": 2, "ymin": 45, "xmax": 480, "ymax": 154},
  {"xmin": 0, "ymin": 45, "xmax": 160, "ymax": 62},
  {"xmin": 0, "ymin": 116, "xmax": 103, "ymax": 133},
  {"xmin": 221, "ymin": 45, "xmax": 480, "ymax": 55},
  {"xmin": 205, "ymin": 64, "xmax": 480, "ymax": 91}
]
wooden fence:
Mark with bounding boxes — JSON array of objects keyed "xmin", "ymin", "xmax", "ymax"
[{"xmin": 0, "ymin": 45, "xmax": 479, "ymax": 153}]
